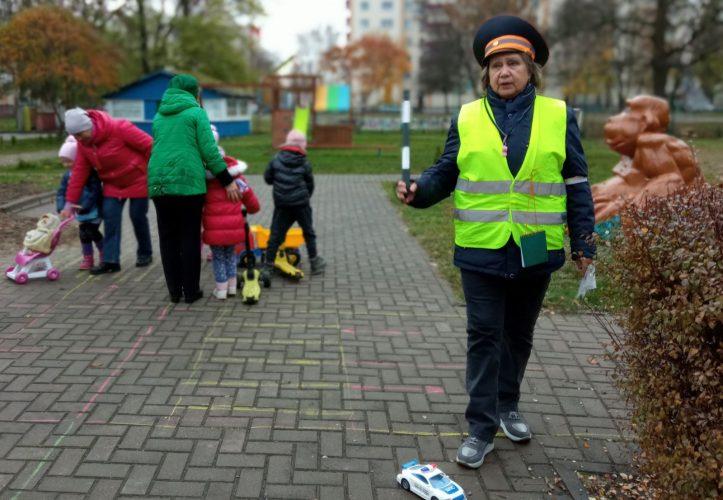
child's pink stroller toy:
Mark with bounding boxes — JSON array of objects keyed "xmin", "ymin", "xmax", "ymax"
[{"xmin": 6, "ymin": 214, "xmax": 75, "ymax": 284}]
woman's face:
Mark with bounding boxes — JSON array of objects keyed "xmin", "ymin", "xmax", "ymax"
[
  {"xmin": 488, "ymin": 52, "xmax": 531, "ymax": 99},
  {"xmin": 73, "ymin": 129, "xmax": 93, "ymax": 145}
]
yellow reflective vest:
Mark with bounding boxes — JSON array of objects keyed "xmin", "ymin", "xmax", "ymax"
[{"xmin": 454, "ymin": 95, "xmax": 567, "ymax": 250}]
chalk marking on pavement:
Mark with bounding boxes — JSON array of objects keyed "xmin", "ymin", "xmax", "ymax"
[
  {"xmin": 78, "ymin": 325, "xmax": 155, "ymax": 416},
  {"xmin": 164, "ymin": 307, "xmax": 229, "ymax": 421},
  {"xmin": 10, "ymin": 421, "xmax": 76, "ymax": 499}
]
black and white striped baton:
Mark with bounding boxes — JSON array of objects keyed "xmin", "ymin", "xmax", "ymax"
[{"xmin": 401, "ymin": 89, "xmax": 411, "ymax": 189}]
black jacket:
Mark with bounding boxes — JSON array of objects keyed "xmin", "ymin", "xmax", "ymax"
[
  {"xmin": 264, "ymin": 148, "xmax": 315, "ymax": 208},
  {"xmin": 411, "ymin": 85, "xmax": 596, "ymax": 279}
]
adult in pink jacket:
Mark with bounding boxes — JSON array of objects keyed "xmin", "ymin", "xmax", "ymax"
[{"xmin": 62, "ymin": 108, "xmax": 153, "ymax": 274}]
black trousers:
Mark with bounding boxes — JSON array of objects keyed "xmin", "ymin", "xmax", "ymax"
[
  {"xmin": 153, "ymin": 195, "xmax": 204, "ymax": 298},
  {"xmin": 78, "ymin": 221, "xmax": 103, "ymax": 244},
  {"xmin": 265, "ymin": 204, "xmax": 318, "ymax": 264},
  {"xmin": 461, "ymin": 269, "xmax": 550, "ymax": 441}
]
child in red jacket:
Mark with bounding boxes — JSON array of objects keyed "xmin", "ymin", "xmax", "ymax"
[{"xmin": 202, "ymin": 157, "xmax": 259, "ymax": 300}]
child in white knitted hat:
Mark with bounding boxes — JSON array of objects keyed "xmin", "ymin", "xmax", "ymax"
[{"xmin": 56, "ymin": 136, "xmax": 104, "ymax": 269}]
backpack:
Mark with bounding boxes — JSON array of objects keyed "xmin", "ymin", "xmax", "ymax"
[{"xmin": 23, "ymin": 213, "xmax": 60, "ymax": 254}]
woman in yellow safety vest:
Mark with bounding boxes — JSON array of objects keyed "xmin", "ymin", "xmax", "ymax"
[{"xmin": 396, "ymin": 15, "xmax": 595, "ymax": 469}]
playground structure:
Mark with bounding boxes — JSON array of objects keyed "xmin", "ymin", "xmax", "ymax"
[{"xmin": 261, "ymin": 74, "xmax": 353, "ymax": 148}]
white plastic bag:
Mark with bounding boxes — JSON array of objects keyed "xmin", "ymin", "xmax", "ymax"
[{"xmin": 576, "ymin": 263, "xmax": 597, "ymax": 299}]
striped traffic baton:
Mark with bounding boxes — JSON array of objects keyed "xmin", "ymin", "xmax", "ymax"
[{"xmin": 401, "ymin": 89, "xmax": 411, "ymax": 189}]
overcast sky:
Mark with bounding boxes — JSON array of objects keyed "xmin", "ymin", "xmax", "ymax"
[{"xmin": 256, "ymin": 0, "xmax": 348, "ymax": 60}]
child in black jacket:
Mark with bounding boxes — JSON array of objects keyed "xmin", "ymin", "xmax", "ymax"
[{"xmin": 262, "ymin": 130, "xmax": 325, "ymax": 282}]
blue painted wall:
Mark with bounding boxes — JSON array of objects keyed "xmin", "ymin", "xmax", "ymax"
[
  {"xmin": 214, "ymin": 120, "xmax": 251, "ymax": 137},
  {"xmin": 144, "ymin": 100, "xmax": 160, "ymax": 121},
  {"xmin": 128, "ymin": 119, "xmax": 250, "ymax": 138}
]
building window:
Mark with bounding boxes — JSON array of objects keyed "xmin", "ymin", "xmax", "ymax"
[
  {"xmin": 381, "ymin": 18, "xmax": 393, "ymax": 28},
  {"xmin": 404, "ymin": 19, "xmax": 411, "ymax": 29},
  {"xmin": 382, "ymin": 0, "xmax": 393, "ymax": 9},
  {"xmin": 203, "ymin": 99, "xmax": 225, "ymax": 121},
  {"xmin": 360, "ymin": 18, "xmax": 370, "ymax": 28},
  {"xmin": 226, "ymin": 98, "xmax": 248, "ymax": 118},
  {"xmin": 360, "ymin": 1, "xmax": 369, "ymax": 10},
  {"xmin": 105, "ymin": 99, "xmax": 143, "ymax": 121}
]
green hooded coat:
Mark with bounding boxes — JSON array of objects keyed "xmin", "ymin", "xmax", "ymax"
[{"xmin": 147, "ymin": 74, "xmax": 228, "ymax": 197}]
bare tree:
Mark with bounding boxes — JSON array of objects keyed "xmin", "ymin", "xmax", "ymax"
[
  {"xmin": 296, "ymin": 26, "xmax": 340, "ymax": 75},
  {"xmin": 554, "ymin": 0, "xmax": 723, "ymax": 104},
  {"xmin": 417, "ymin": 2, "xmax": 465, "ymax": 112}
]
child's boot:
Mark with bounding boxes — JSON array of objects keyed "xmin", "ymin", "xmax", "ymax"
[
  {"xmin": 213, "ymin": 281, "xmax": 228, "ymax": 300},
  {"xmin": 259, "ymin": 263, "xmax": 273, "ymax": 286},
  {"xmin": 79, "ymin": 254, "xmax": 93, "ymax": 270},
  {"xmin": 79, "ymin": 243, "xmax": 93, "ymax": 270},
  {"xmin": 227, "ymin": 276, "xmax": 237, "ymax": 296},
  {"xmin": 310, "ymin": 256, "xmax": 326, "ymax": 275}
]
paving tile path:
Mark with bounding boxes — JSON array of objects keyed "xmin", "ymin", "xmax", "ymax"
[{"xmin": 0, "ymin": 175, "xmax": 634, "ymax": 499}]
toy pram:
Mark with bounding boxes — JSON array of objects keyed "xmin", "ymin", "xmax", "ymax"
[
  {"xmin": 249, "ymin": 225, "xmax": 305, "ymax": 281},
  {"xmin": 6, "ymin": 214, "xmax": 75, "ymax": 284}
]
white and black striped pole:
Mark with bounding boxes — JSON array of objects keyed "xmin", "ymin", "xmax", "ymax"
[{"xmin": 401, "ymin": 89, "xmax": 411, "ymax": 189}]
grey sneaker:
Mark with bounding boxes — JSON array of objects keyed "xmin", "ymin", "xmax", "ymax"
[
  {"xmin": 310, "ymin": 256, "xmax": 326, "ymax": 275},
  {"xmin": 455, "ymin": 436, "xmax": 494, "ymax": 468},
  {"xmin": 499, "ymin": 410, "xmax": 532, "ymax": 442}
]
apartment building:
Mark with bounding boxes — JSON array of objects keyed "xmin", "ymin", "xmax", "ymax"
[
  {"xmin": 347, "ymin": 0, "xmax": 421, "ymax": 106},
  {"xmin": 346, "ymin": 0, "xmax": 564, "ymax": 109}
]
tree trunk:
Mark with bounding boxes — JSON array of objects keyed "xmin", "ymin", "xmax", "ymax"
[
  {"xmin": 136, "ymin": 0, "xmax": 150, "ymax": 74},
  {"xmin": 179, "ymin": 0, "xmax": 191, "ymax": 17},
  {"xmin": 651, "ymin": 0, "xmax": 670, "ymax": 98}
]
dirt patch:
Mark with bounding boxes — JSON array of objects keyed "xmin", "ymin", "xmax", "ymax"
[
  {"xmin": 0, "ymin": 182, "xmax": 49, "ymax": 205},
  {"xmin": 0, "ymin": 211, "xmax": 77, "ymax": 264},
  {"xmin": 0, "ymin": 211, "xmax": 35, "ymax": 259}
]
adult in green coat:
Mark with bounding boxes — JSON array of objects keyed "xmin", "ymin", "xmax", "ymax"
[{"xmin": 148, "ymin": 74, "xmax": 242, "ymax": 304}]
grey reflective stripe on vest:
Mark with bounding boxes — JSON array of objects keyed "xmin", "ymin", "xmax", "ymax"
[
  {"xmin": 454, "ymin": 209, "xmax": 509, "ymax": 223},
  {"xmin": 512, "ymin": 211, "xmax": 566, "ymax": 224},
  {"xmin": 457, "ymin": 179, "xmax": 566, "ymax": 196},
  {"xmin": 513, "ymin": 181, "xmax": 566, "ymax": 196},
  {"xmin": 456, "ymin": 178, "xmax": 511, "ymax": 194}
]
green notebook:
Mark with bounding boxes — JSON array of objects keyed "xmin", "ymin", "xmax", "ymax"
[{"xmin": 520, "ymin": 231, "xmax": 549, "ymax": 268}]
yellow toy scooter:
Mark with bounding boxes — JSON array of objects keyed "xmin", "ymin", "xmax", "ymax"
[
  {"xmin": 238, "ymin": 209, "xmax": 267, "ymax": 304},
  {"xmin": 250, "ymin": 225, "xmax": 305, "ymax": 282}
]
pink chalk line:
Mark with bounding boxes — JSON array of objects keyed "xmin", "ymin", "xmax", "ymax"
[
  {"xmin": 93, "ymin": 284, "xmax": 119, "ymax": 302},
  {"xmin": 78, "ymin": 325, "xmax": 154, "ymax": 415},
  {"xmin": 157, "ymin": 304, "xmax": 170, "ymax": 320}
]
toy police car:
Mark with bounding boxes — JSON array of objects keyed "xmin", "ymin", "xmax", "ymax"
[{"xmin": 396, "ymin": 460, "xmax": 466, "ymax": 500}]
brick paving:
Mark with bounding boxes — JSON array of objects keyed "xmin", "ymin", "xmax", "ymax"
[{"xmin": 0, "ymin": 175, "xmax": 635, "ymax": 499}]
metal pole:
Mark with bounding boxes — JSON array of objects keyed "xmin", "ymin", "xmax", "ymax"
[{"xmin": 401, "ymin": 89, "xmax": 411, "ymax": 189}]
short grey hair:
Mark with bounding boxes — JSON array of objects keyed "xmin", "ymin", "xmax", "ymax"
[{"xmin": 480, "ymin": 52, "xmax": 543, "ymax": 96}]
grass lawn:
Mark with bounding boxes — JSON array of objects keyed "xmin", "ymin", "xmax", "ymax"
[
  {"xmin": 0, "ymin": 159, "xmax": 65, "ymax": 192},
  {"xmin": 221, "ymin": 131, "xmax": 447, "ymax": 176},
  {"xmin": 690, "ymin": 138, "xmax": 723, "ymax": 182},
  {"xmin": 0, "ymin": 135, "xmax": 62, "ymax": 154},
  {"xmin": 0, "ymin": 117, "xmax": 17, "ymax": 133}
]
